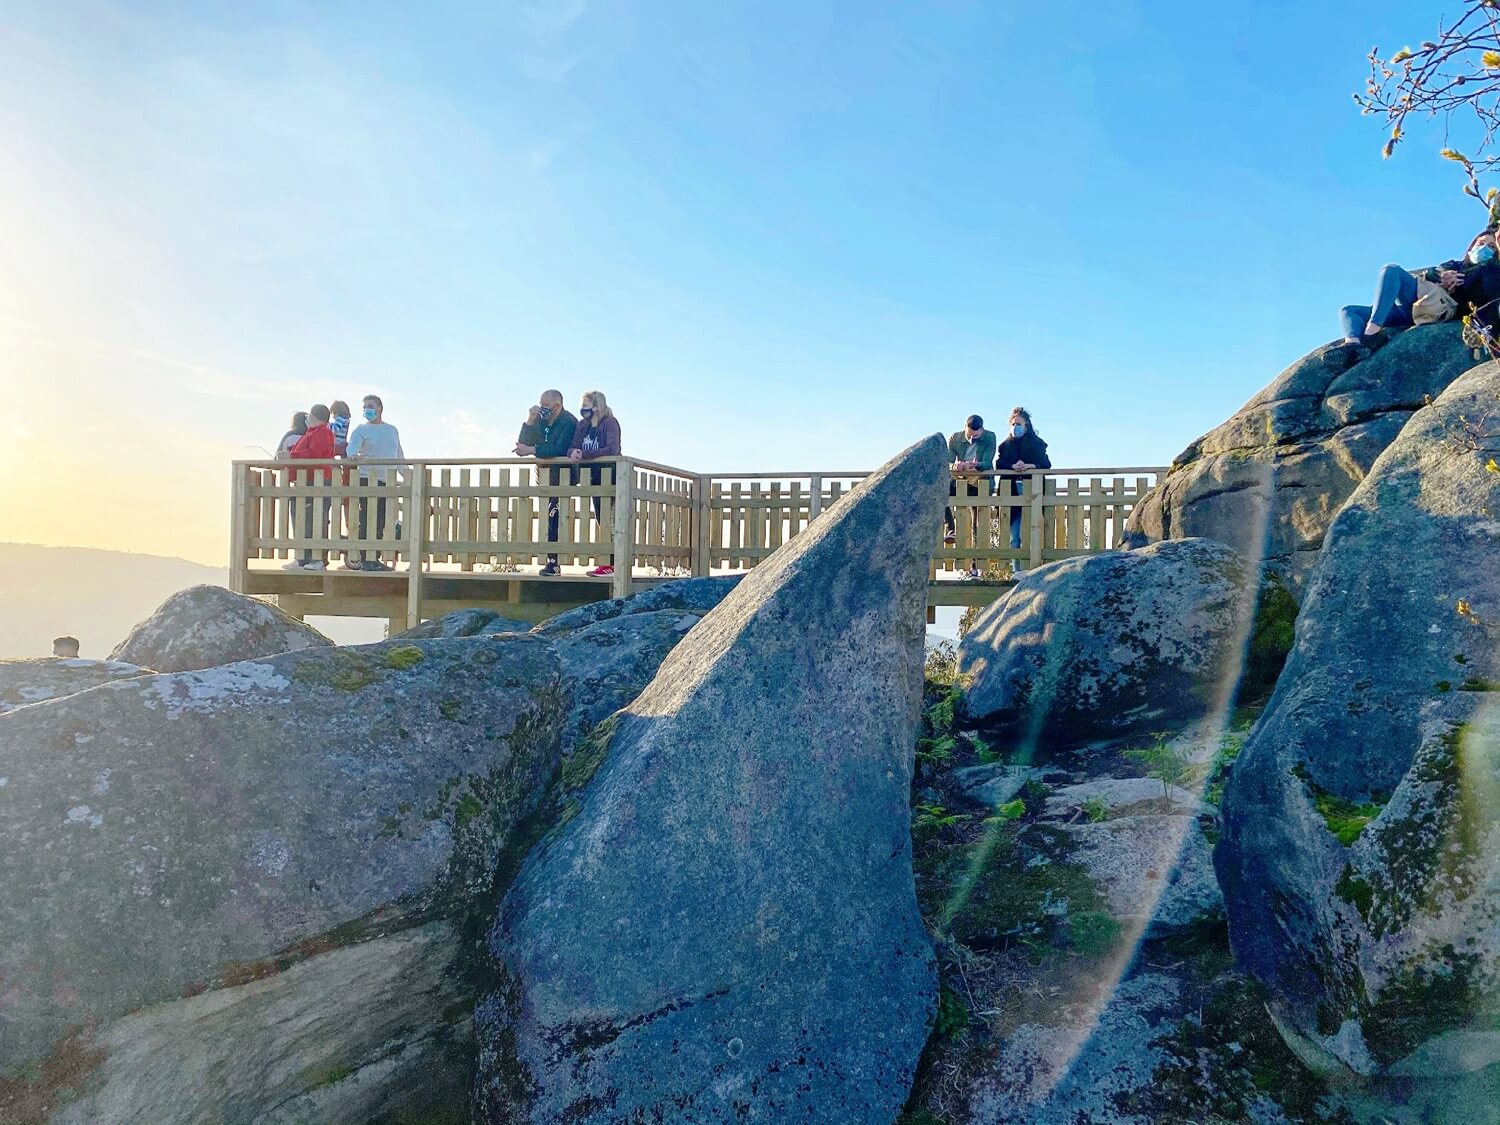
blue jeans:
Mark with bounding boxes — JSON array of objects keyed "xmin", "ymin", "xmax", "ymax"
[
  {"xmin": 1340, "ymin": 264, "xmax": 1417, "ymax": 339},
  {"xmin": 1007, "ymin": 478, "xmax": 1025, "ymax": 550}
]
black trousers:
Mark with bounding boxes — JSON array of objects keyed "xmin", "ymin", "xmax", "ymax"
[
  {"xmin": 357, "ymin": 482, "xmax": 389, "ymax": 562},
  {"xmin": 589, "ymin": 463, "xmax": 615, "ymax": 566},
  {"xmin": 299, "ymin": 493, "xmax": 332, "ymax": 563}
]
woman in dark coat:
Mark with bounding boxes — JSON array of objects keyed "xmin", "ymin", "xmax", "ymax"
[{"xmin": 994, "ymin": 406, "xmax": 1051, "ymax": 558}]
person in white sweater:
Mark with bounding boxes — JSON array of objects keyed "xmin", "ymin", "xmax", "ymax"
[{"xmin": 343, "ymin": 395, "xmax": 405, "ymax": 571}]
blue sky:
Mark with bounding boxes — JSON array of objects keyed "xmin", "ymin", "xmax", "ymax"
[{"xmin": 0, "ymin": 0, "xmax": 1490, "ymax": 562}]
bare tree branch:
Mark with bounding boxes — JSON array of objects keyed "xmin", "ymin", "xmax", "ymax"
[{"xmin": 1358, "ymin": 1, "xmax": 1500, "ymax": 217}]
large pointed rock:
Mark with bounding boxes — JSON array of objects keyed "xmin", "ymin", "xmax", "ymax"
[
  {"xmin": 0, "ymin": 636, "xmax": 564, "ymax": 1124},
  {"xmin": 475, "ymin": 436, "xmax": 948, "ymax": 1125},
  {"xmin": 1216, "ymin": 361, "xmax": 1500, "ymax": 1079},
  {"xmin": 109, "ymin": 585, "xmax": 331, "ymax": 672}
]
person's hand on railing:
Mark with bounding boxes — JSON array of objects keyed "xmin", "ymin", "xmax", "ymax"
[
  {"xmin": 514, "ymin": 443, "xmax": 536, "ymax": 456},
  {"xmin": 1008, "ymin": 461, "xmax": 1035, "ymax": 472},
  {"xmin": 567, "ymin": 449, "xmax": 584, "ymax": 461}
]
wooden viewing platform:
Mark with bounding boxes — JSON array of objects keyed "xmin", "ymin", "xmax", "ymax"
[{"xmin": 230, "ymin": 457, "xmax": 1166, "ymax": 631}]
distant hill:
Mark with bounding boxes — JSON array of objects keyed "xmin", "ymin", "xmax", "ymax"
[{"xmin": 0, "ymin": 543, "xmax": 381, "ymax": 658}]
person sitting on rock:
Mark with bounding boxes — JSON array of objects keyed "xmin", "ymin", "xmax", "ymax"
[
  {"xmin": 995, "ymin": 406, "xmax": 1051, "ymax": 564},
  {"xmin": 51, "ymin": 636, "xmax": 79, "ymax": 658},
  {"xmin": 514, "ymin": 389, "xmax": 579, "ymax": 577},
  {"xmin": 567, "ymin": 390, "xmax": 622, "ymax": 579},
  {"xmin": 1339, "ymin": 227, "xmax": 1498, "ymax": 348},
  {"xmin": 944, "ymin": 414, "xmax": 996, "ymax": 549}
]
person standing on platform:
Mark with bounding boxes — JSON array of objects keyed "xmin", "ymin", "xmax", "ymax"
[
  {"xmin": 994, "ymin": 406, "xmax": 1051, "ymax": 567},
  {"xmin": 943, "ymin": 413, "xmax": 996, "ymax": 550},
  {"xmin": 328, "ymin": 399, "xmax": 353, "ymax": 554},
  {"xmin": 329, "ymin": 400, "xmax": 352, "ymax": 457},
  {"xmin": 344, "ymin": 395, "xmax": 405, "ymax": 571},
  {"xmin": 567, "ymin": 390, "xmax": 622, "ymax": 579},
  {"xmin": 285, "ymin": 403, "xmax": 336, "ymax": 571},
  {"xmin": 275, "ymin": 412, "xmax": 307, "ymax": 459},
  {"xmin": 514, "ymin": 389, "xmax": 578, "ymax": 576}
]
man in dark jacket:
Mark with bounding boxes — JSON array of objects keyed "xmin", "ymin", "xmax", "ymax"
[
  {"xmin": 994, "ymin": 406, "xmax": 1051, "ymax": 558},
  {"xmin": 515, "ymin": 389, "xmax": 578, "ymax": 576}
]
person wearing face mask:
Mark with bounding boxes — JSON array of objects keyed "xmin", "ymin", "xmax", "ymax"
[
  {"xmin": 567, "ymin": 390, "xmax": 623, "ymax": 578},
  {"xmin": 994, "ymin": 406, "xmax": 1051, "ymax": 563},
  {"xmin": 344, "ymin": 394, "xmax": 405, "ymax": 571},
  {"xmin": 1339, "ymin": 228, "xmax": 1498, "ymax": 348},
  {"xmin": 1445, "ymin": 229, "xmax": 1500, "ymax": 314},
  {"xmin": 514, "ymin": 389, "xmax": 579, "ymax": 576}
]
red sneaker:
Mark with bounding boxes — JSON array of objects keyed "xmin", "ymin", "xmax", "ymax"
[{"xmin": 587, "ymin": 565, "xmax": 614, "ymax": 577}]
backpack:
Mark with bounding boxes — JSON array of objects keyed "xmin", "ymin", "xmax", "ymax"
[
  {"xmin": 1463, "ymin": 297, "xmax": 1500, "ymax": 358},
  {"xmin": 1411, "ymin": 274, "xmax": 1459, "ymax": 325}
]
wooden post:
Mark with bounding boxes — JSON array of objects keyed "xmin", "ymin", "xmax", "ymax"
[
  {"xmin": 229, "ymin": 463, "xmax": 249, "ymax": 594},
  {"xmin": 1028, "ymin": 471, "xmax": 1046, "ymax": 570},
  {"xmin": 611, "ymin": 459, "xmax": 635, "ymax": 598},
  {"xmin": 809, "ymin": 474, "xmax": 824, "ymax": 522},
  {"xmin": 405, "ymin": 464, "xmax": 426, "ymax": 630},
  {"xmin": 692, "ymin": 474, "xmax": 712, "ymax": 577}
]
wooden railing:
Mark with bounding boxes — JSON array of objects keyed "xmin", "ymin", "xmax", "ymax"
[{"xmin": 231, "ymin": 458, "xmax": 1164, "ymax": 621}]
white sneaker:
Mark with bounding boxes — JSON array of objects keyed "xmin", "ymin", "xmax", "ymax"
[
  {"xmin": 282, "ymin": 560, "xmax": 306, "ymax": 571},
  {"xmin": 303, "ymin": 560, "xmax": 326, "ymax": 571}
]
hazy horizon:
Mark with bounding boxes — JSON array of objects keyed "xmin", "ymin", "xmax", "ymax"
[{"xmin": 0, "ymin": 542, "xmax": 383, "ymax": 659}]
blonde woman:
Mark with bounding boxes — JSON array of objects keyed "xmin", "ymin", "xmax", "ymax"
[{"xmin": 568, "ymin": 391, "xmax": 623, "ymax": 577}]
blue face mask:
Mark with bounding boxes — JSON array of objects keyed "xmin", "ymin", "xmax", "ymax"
[
  {"xmin": 1010, "ymin": 422, "xmax": 1026, "ymax": 438},
  {"xmin": 363, "ymin": 407, "xmax": 378, "ymax": 422},
  {"xmin": 1472, "ymin": 244, "xmax": 1497, "ymax": 265}
]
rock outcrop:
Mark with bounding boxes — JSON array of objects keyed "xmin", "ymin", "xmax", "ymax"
[
  {"xmin": 1128, "ymin": 325, "xmax": 1480, "ymax": 593},
  {"xmin": 1216, "ymin": 361, "xmax": 1500, "ymax": 1078},
  {"xmin": 0, "ymin": 636, "xmax": 564, "ymax": 1124},
  {"xmin": 904, "ymin": 689, "xmax": 1260, "ymax": 1124},
  {"xmin": 529, "ymin": 575, "xmax": 741, "ymax": 636},
  {"xmin": 475, "ymin": 437, "xmax": 947, "ymax": 1125},
  {"xmin": 109, "ymin": 585, "xmax": 331, "ymax": 672},
  {"xmin": 398, "ymin": 609, "xmax": 530, "ymax": 640},
  {"xmin": 0, "ymin": 658, "xmax": 151, "ymax": 713},
  {"xmin": 958, "ymin": 538, "xmax": 1256, "ymax": 748}
]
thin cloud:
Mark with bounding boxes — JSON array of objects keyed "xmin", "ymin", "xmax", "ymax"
[
  {"xmin": 527, "ymin": 138, "xmax": 567, "ymax": 172},
  {"xmin": 519, "ymin": 0, "xmax": 586, "ymax": 43},
  {"xmin": 516, "ymin": 0, "xmax": 586, "ymax": 82},
  {"xmin": 1, "ymin": 313, "xmax": 312, "ymax": 404},
  {"xmin": 440, "ymin": 409, "xmax": 507, "ymax": 457}
]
